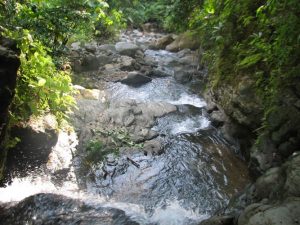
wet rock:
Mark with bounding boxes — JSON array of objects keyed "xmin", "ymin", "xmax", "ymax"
[
  {"xmin": 0, "ymin": 193, "xmax": 141, "ymax": 225},
  {"xmin": 178, "ymin": 54, "xmax": 199, "ymax": 66},
  {"xmin": 177, "ymin": 49, "xmax": 192, "ymax": 58},
  {"xmin": 149, "ymin": 35, "xmax": 174, "ymax": 50},
  {"xmin": 3, "ymin": 116, "xmax": 59, "ymax": 182},
  {"xmin": 199, "ymin": 215, "xmax": 234, "ymax": 225},
  {"xmin": 143, "ymin": 139, "xmax": 163, "ymax": 156},
  {"xmin": 166, "ymin": 31, "xmax": 201, "ymax": 52},
  {"xmin": 237, "ymin": 198, "xmax": 300, "ymax": 225},
  {"xmin": 210, "ymin": 110, "xmax": 226, "ymax": 127},
  {"xmin": 99, "ymin": 100, "xmax": 176, "ymax": 142},
  {"xmin": 174, "ymin": 68, "xmax": 193, "ymax": 83},
  {"xmin": 115, "ymin": 42, "xmax": 140, "ymax": 57},
  {"xmin": 118, "ymin": 55, "xmax": 138, "ymax": 71},
  {"xmin": 120, "ymin": 71, "xmax": 152, "ymax": 87},
  {"xmin": 74, "ymin": 85, "xmax": 104, "ymax": 100}
]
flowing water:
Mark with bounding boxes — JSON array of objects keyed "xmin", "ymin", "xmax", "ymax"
[{"xmin": 0, "ymin": 30, "xmax": 249, "ymax": 225}]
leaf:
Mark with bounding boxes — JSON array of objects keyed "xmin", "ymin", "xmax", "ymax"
[
  {"xmin": 37, "ymin": 77, "xmax": 46, "ymax": 86},
  {"xmin": 238, "ymin": 54, "xmax": 262, "ymax": 68}
]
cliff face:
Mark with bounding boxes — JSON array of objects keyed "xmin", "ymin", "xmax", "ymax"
[
  {"xmin": 0, "ymin": 37, "xmax": 20, "ymax": 180},
  {"xmin": 202, "ymin": 74, "xmax": 300, "ymax": 225}
]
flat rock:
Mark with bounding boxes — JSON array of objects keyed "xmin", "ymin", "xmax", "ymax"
[
  {"xmin": 115, "ymin": 42, "xmax": 140, "ymax": 57},
  {"xmin": 120, "ymin": 72, "xmax": 152, "ymax": 87}
]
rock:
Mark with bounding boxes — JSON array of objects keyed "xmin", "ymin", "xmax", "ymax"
[
  {"xmin": 149, "ymin": 35, "xmax": 174, "ymax": 50},
  {"xmin": 115, "ymin": 42, "xmax": 140, "ymax": 57},
  {"xmin": 199, "ymin": 215, "xmax": 234, "ymax": 225},
  {"xmin": 101, "ymin": 100, "xmax": 177, "ymax": 142},
  {"xmin": 3, "ymin": 119, "xmax": 59, "ymax": 182},
  {"xmin": 254, "ymin": 167, "xmax": 285, "ymax": 200},
  {"xmin": 237, "ymin": 198, "xmax": 300, "ymax": 225},
  {"xmin": 81, "ymin": 55, "xmax": 99, "ymax": 71},
  {"xmin": 149, "ymin": 67, "xmax": 172, "ymax": 77},
  {"xmin": 75, "ymin": 88, "xmax": 101, "ymax": 100},
  {"xmin": 210, "ymin": 110, "xmax": 226, "ymax": 127},
  {"xmin": 85, "ymin": 43, "xmax": 97, "ymax": 53},
  {"xmin": 0, "ymin": 193, "xmax": 140, "ymax": 225},
  {"xmin": 143, "ymin": 139, "xmax": 163, "ymax": 156},
  {"xmin": 174, "ymin": 68, "xmax": 192, "ymax": 83},
  {"xmin": 118, "ymin": 55, "xmax": 138, "ymax": 71},
  {"xmin": 166, "ymin": 31, "xmax": 201, "ymax": 52},
  {"xmin": 120, "ymin": 71, "xmax": 152, "ymax": 87},
  {"xmin": 142, "ymin": 22, "xmax": 159, "ymax": 33},
  {"xmin": 70, "ymin": 42, "xmax": 82, "ymax": 50},
  {"xmin": 178, "ymin": 54, "xmax": 198, "ymax": 66},
  {"xmin": 177, "ymin": 49, "xmax": 192, "ymax": 58},
  {"xmin": 283, "ymin": 153, "xmax": 300, "ymax": 197},
  {"xmin": 98, "ymin": 44, "xmax": 116, "ymax": 53},
  {"xmin": 80, "ymin": 54, "xmax": 113, "ymax": 72}
]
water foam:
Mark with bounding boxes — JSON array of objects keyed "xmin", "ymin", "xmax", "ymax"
[{"xmin": 151, "ymin": 200, "xmax": 209, "ymax": 225}]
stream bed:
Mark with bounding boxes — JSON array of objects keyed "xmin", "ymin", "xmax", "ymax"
[{"xmin": 0, "ymin": 30, "xmax": 249, "ymax": 225}]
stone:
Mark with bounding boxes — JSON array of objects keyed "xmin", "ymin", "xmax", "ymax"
[
  {"xmin": 283, "ymin": 153, "xmax": 300, "ymax": 197},
  {"xmin": 143, "ymin": 139, "xmax": 163, "ymax": 156},
  {"xmin": 81, "ymin": 55, "xmax": 100, "ymax": 71},
  {"xmin": 174, "ymin": 68, "xmax": 192, "ymax": 83},
  {"xmin": 115, "ymin": 42, "xmax": 140, "ymax": 57},
  {"xmin": 0, "ymin": 193, "xmax": 140, "ymax": 225},
  {"xmin": 142, "ymin": 22, "xmax": 159, "ymax": 32},
  {"xmin": 238, "ymin": 198, "xmax": 300, "ymax": 225},
  {"xmin": 199, "ymin": 215, "xmax": 234, "ymax": 225},
  {"xmin": 120, "ymin": 72, "xmax": 152, "ymax": 87},
  {"xmin": 178, "ymin": 54, "xmax": 198, "ymax": 66},
  {"xmin": 85, "ymin": 43, "xmax": 97, "ymax": 53},
  {"xmin": 254, "ymin": 167, "xmax": 285, "ymax": 200},
  {"xmin": 166, "ymin": 31, "xmax": 201, "ymax": 52},
  {"xmin": 98, "ymin": 44, "xmax": 116, "ymax": 53},
  {"xmin": 210, "ymin": 110, "xmax": 226, "ymax": 127},
  {"xmin": 149, "ymin": 35, "xmax": 174, "ymax": 50}
]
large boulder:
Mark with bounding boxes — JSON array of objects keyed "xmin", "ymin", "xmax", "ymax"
[
  {"xmin": 237, "ymin": 198, "xmax": 300, "ymax": 225},
  {"xmin": 120, "ymin": 71, "xmax": 152, "ymax": 87},
  {"xmin": 115, "ymin": 42, "xmax": 140, "ymax": 57},
  {"xmin": 149, "ymin": 35, "xmax": 174, "ymax": 50},
  {"xmin": 166, "ymin": 31, "xmax": 201, "ymax": 52},
  {"xmin": 0, "ymin": 193, "xmax": 140, "ymax": 225}
]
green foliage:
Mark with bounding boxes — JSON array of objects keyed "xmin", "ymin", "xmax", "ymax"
[
  {"xmin": 178, "ymin": 0, "xmax": 300, "ymax": 106},
  {"xmin": 1, "ymin": 0, "xmax": 119, "ymax": 56},
  {"xmin": 85, "ymin": 139, "xmax": 113, "ymax": 164},
  {"xmin": 0, "ymin": 0, "xmax": 123, "ymax": 127},
  {"xmin": 8, "ymin": 30, "xmax": 76, "ymax": 124},
  {"xmin": 85, "ymin": 128, "xmax": 143, "ymax": 164}
]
